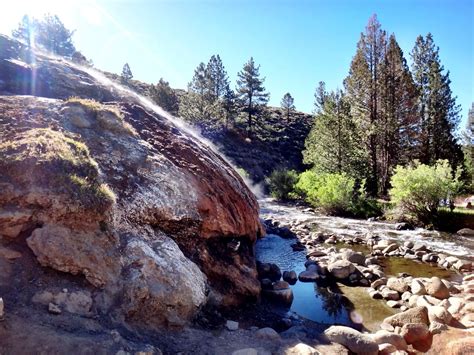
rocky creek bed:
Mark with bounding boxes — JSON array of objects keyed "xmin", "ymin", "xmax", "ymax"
[{"xmin": 254, "ymin": 198, "xmax": 474, "ymax": 354}]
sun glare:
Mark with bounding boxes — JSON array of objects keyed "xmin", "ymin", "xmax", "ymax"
[{"xmin": 0, "ymin": 0, "xmax": 103, "ymax": 35}]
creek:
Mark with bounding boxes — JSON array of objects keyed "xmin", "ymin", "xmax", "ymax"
[{"xmin": 256, "ymin": 198, "xmax": 470, "ymax": 331}]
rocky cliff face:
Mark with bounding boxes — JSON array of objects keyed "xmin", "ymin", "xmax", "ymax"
[{"xmin": 0, "ymin": 34, "xmax": 262, "ymax": 333}]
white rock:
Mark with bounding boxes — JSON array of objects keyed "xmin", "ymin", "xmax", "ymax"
[
  {"xmin": 410, "ymin": 279, "xmax": 426, "ymax": 296},
  {"xmin": 324, "ymin": 325, "xmax": 378, "ymax": 355},
  {"xmin": 255, "ymin": 327, "xmax": 280, "ymax": 340},
  {"xmin": 277, "ymin": 343, "xmax": 319, "ymax": 355},
  {"xmin": 448, "ymin": 297, "xmax": 464, "ymax": 315},
  {"xmin": 232, "ymin": 349, "xmax": 258, "ymax": 355},
  {"xmin": 370, "ymin": 330, "xmax": 408, "ymax": 350},
  {"xmin": 382, "ymin": 288, "xmax": 400, "ymax": 301},
  {"xmin": 226, "ymin": 320, "xmax": 239, "ymax": 331},
  {"xmin": 378, "ymin": 343, "xmax": 397, "ymax": 355},
  {"xmin": 428, "ymin": 305, "xmax": 452, "ymax": 324},
  {"xmin": 48, "ymin": 302, "xmax": 61, "ymax": 314}
]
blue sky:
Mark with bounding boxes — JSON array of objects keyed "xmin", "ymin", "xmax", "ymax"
[{"xmin": 0, "ymin": 0, "xmax": 472, "ymax": 124}]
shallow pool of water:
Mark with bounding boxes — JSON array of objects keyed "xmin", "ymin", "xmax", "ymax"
[
  {"xmin": 256, "ymin": 234, "xmax": 393, "ymax": 330},
  {"xmin": 256, "ymin": 233, "xmax": 461, "ymax": 330},
  {"xmin": 380, "ymin": 257, "xmax": 461, "ymax": 281}
]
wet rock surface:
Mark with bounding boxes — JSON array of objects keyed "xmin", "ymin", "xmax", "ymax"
[{"xmin": 0, "ymin": 35, "xmax": 264, "ymax": 352}]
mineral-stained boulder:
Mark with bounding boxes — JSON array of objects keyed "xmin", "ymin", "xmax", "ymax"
[
  {"xmin": 400, "ymin": 323, "xmax": 432, "ymax": 352},
  {"xmin": 27, "ymin": 225, "xmax": 120, "ymax": 288},
  {"xmin": 0, "ymin": 35, "xmax": 263, "ymax": 330},
  {"xmin": 282, "ymin": 270, "xmax": 297, "ymax": 284},
  {"xmin": 298, "ymin": 264, "xmax": 320, "ymax": 282},
  {"xmin": 257, "ymin": 262, "xmax": 282, "ymax": 282},
  {"xmin": 262, "ymin": 281, "xmax": 294, "ymax": 306}
]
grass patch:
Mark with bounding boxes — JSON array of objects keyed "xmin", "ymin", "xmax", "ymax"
[
  {"xmin": 0, "ymin": 128, "xmax": 115, "ymax": 212},
  {"xmin": 65, "ymin": 96, "xmax": 136, "ymax": 136},
  {"xmin": 66, "ymin": 96, "xmax": 104, "ymax": 111}
]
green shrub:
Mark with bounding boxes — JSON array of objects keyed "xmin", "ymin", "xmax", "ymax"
[
  {"xmin": 267, "ymin": 169, "xmax": 299, "ymax": 200},
  {"xmin": 295, "ymin": 171, "xmax": 355, "ymax": 215},
  {"xmin": 236, "ymin": 167, "xmax": 250, "ymax": 179},
  {"xmin": 389, "ymin": 160, "xmax": 462, "ymax": 225}
]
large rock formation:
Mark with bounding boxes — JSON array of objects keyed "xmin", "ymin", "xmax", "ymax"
[{"xmin": 0, "ymin": 34, "xmax": 262, "ymax": 331}]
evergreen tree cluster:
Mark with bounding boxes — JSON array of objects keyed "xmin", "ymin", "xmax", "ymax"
[
  {"xmin": 178, "ymin": 55, "xmax": 277, "ymax": 135},
  {"xmin": 12, "ymin": 14, "xmax": 76, "ymax": 56},
  {"xmin": 304, "ymin": 14, "xmax": 463, "ymax": 197}
]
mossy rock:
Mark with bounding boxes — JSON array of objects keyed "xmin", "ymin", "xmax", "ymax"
[{"xmin": 0, "ymin": 128, "xmax": 115, "ymax": 212}]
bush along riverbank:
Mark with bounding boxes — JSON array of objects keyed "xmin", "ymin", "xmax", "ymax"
[{"xmin": 257, "ymin": 200, "xmax": 474, "ymax": 354}]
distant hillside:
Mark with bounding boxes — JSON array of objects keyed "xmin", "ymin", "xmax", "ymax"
[
  {"xmin": 100, "ymin": 71, "xmax": 314, "ymax": 184},
  {"xmin": 203, "ymin": 108, "xmax": 313, "ymax": 183}
]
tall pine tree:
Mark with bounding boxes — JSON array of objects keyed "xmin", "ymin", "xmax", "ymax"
[
  {"xmin": 378, "ymin": 34, "xmax": 418, "ymax": 193},
  {"xmin": 281, "ymin": 93, "xmax": 295, "ymax": 121},
  {"xmin": 179, "ymin": 61, "xmax": 224, "ymax": 129},
  {"xmin": 12, "ymin": 14, "xmax": 76, "ymax": 56},
  {"xmin": 149, "ymin": 78, "xmax": 179, "ymax": 115},
  {"xmin": 410, "ymin": 33, "xmax": 463, "ymax": 168},
  {"xmin": 345, "ymin": 14, "xmax": 387, "ymax": 196},
  {"xmin": 303, "ymin": 89, "xmax": 365, "ymax": 178},
  {"xmin": 236, "ymin": 57, "xmax": 269, "ymax": 136},
  {"xmin": 206, "ymin": 55, "xmax": 229, "ymax": 101},
  {"xmin": 121, "ymin": 63, "xmax": 133, "ymax": 84}
]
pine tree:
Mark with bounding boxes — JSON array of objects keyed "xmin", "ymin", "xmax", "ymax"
[
  {"xmin": 12, "ymin": 15, "xmax": 33, "ymax": 48},
  {"xmin": 314, "ymin": 81, "xmax": 328, "ymax": 113},
  {"xmin": 179, "ymin": 61, "xmax": 223, "ymax": 129},
  {"xmin": 236, "ymin": 57, "xmax": 269, "ymax": 136},
  {"xmin": 12, "ymin": 14, "xmax": 76, "ymax": 56},
  {"xmin": 183, "ymin": 62, "xmax": 211, "ymax": 123},
  {"xmin": 303, "ymin": 90, "xmax": 365, "ymax": 178},
  {"xmin": 149, "ymin": 78, "xmax": 179, "ymax": 115},
  {"xmin": 121, "ymin": 63, "xmax": 133, "ymax": 84},
  {"xmin": 345, "ymin": 14, "xmax": 387, "ymax": 196},
  {"xmin": 206, "ymin": 55, "xmax": 229, "ymax": 101},
  {"xmin": 410, "ymin": 33, "xmax": 463, "ymax": 168},
  {"xmin": 463, "ymin": 104, "xmax": 474, "ymax": 190},
  {"xmin": 189, "ymin": 62, "xmax": 209, "ymax": 97},
  {"xmin": 281, "ymin": 93, "xmax": 295, "ymax": 121},
  {"xmin": 223, "ymin": 86, "xmax": 237, "ymax": 128},
  {"xmin": 378, "ymin": 34, "xmax": 418, "ymax": 193}
]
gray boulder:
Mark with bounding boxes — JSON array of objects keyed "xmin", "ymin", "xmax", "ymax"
[
  {"xmin": 328, "ymin": 260, "xmax": 356, "ymax": 279},
  {"xmin": 369, "ymin": 330, "xmax": 408, "ymax": 351},
  {"xmin": 387, "ymin": 277, "xmax": 409, "ymax": 293},
  {"xmin": 383, "ymin": 306, "xmax": 429, "ymax": 327},
  {"xmin": 342, "ymin": 250, "xmax": 366, "ymax": 266},
  {"xmin": 426, "ymin": 277, "xmax": 450, "ymax": 299},
  {"xmin": 324, "ymin": 326, "xmax": 378, "ymax": 355}
]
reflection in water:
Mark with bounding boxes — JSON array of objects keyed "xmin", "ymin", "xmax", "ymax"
[
  {"xmin": 318, "ymin": 286, "xmax": 345, "ymax": 319},
  {"xmin": 256, "ymin": 234, "xmax": 378, "ymax": 329}
]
